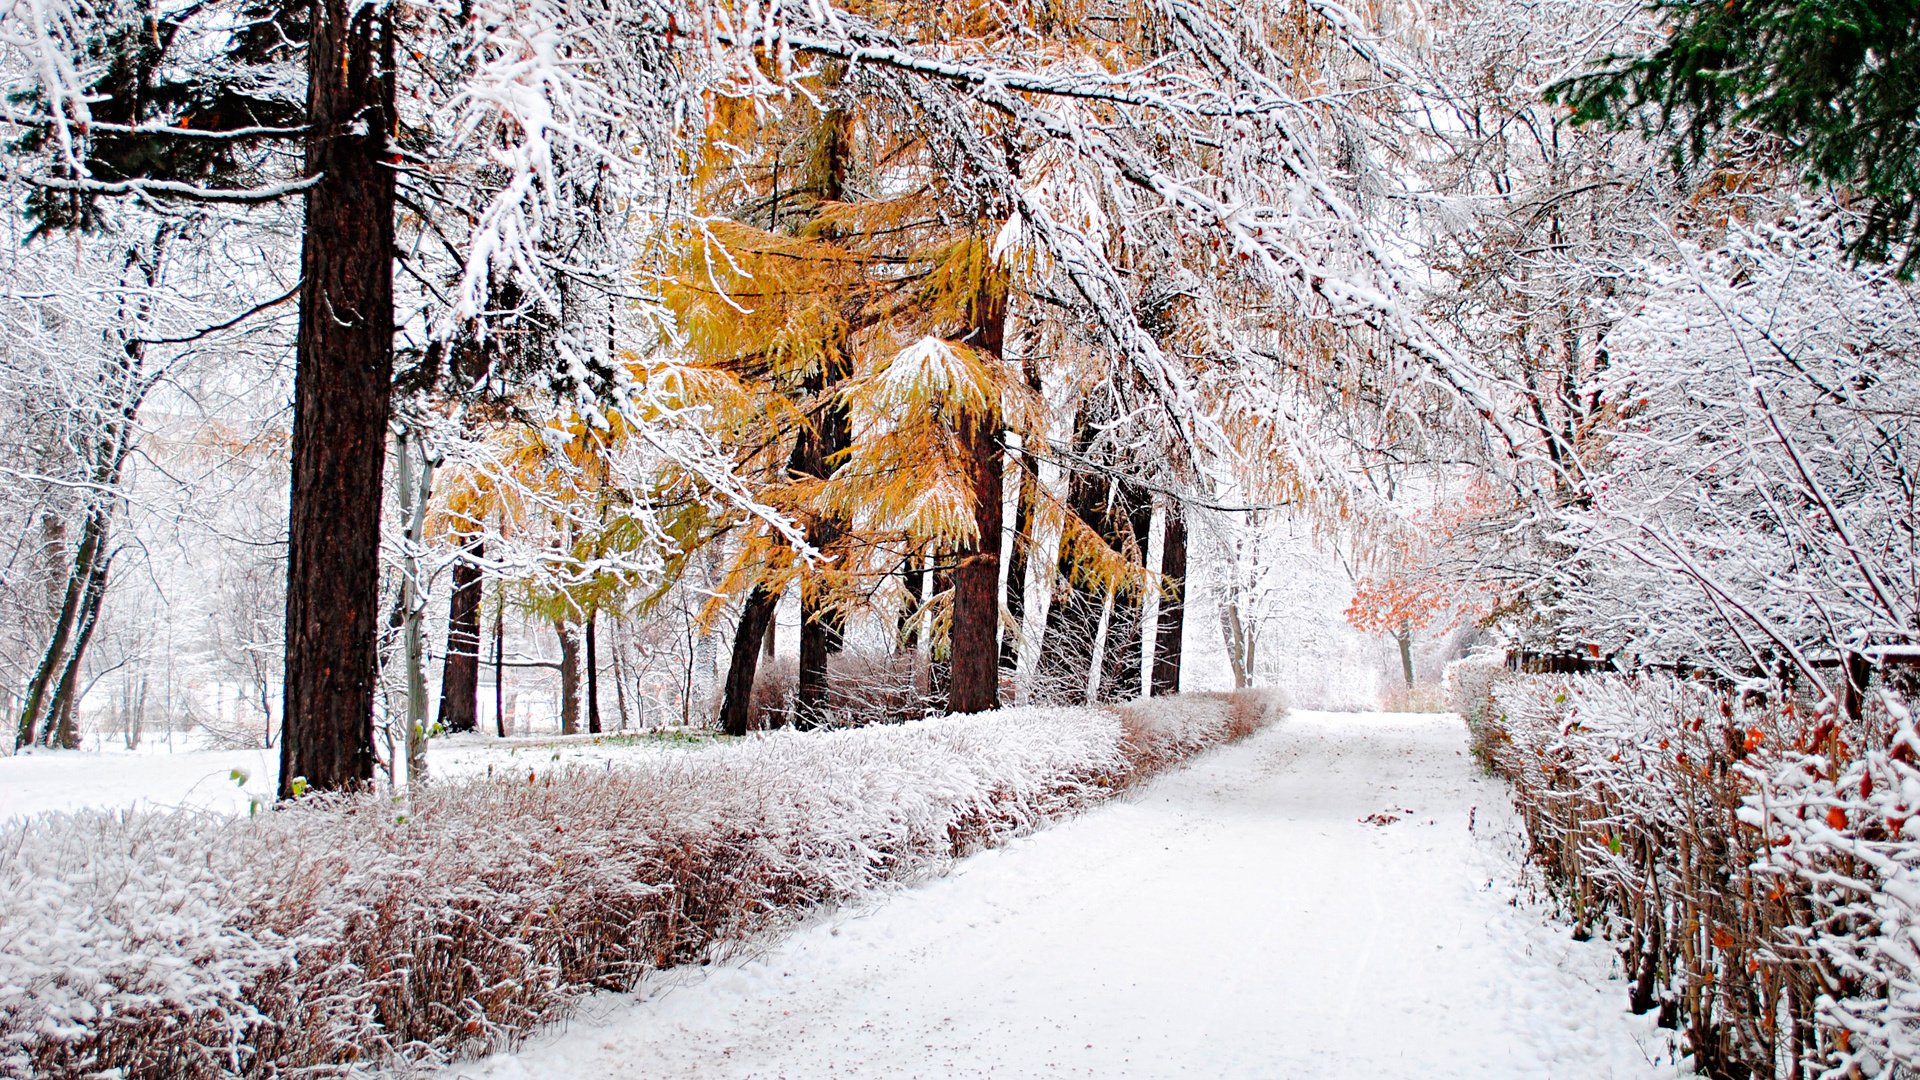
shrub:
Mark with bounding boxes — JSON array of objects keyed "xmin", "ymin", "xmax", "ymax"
[
  {"xmin": 0, "ymin": 692, "xmax": 1283, "ymax": 1078},
  {"xmin": 1482, "ymin": 673, "xmax": 1920, "ymax": 1078}
]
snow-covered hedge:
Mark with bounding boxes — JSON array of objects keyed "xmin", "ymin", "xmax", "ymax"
[
  {"xmin": 0, "ymin": 691, "xmax": 1282, "ymax": 1078},
  {"xmin": 1483, "ymin": 674, "xmax": 1920, "ymax": 1078}
]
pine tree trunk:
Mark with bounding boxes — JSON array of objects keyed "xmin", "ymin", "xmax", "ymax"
[
  {"xmin": 585, "ymin": 608, "xmax": 603, "ymax": 735},
  {"xmin": 279, "ymin": 0, "xmax": 397, "ymax": 799},
  {"xmin": 948, "ymin": 274, "xmax": 1007, "ymax": 715},
  {"xmin": 436, "ymin": 536, "xmax": 484, "ymax": 733},
  {"xmin": 555, "ymin": 617, "xmax": 581, "ymax": 735},
  {"xmin": 1150, "ymin": 504, "xmax": 1187, "ymax": 697},
  {"xmin": 797, "ymin": 591, "xmax": 831, "ymax": 729},
  {"xmin": 949, "ymin": 422, "xmax": 1006, "ymax": 713},
  {"xmin": 718, "ymin": 585, "xmax": 778, "ymax": 736}
]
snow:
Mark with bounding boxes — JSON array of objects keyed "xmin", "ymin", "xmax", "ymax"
[
  {"xmin": 0, "ymin": 743, "xmax": 279, "ymax": 819},
  {"xmin": 0, "ymin": 732, "xmax": 708, "ymax": 821},
  {"xmin": 443, "ymin": 711, "xmax": 1681, "ymax": 1079}
]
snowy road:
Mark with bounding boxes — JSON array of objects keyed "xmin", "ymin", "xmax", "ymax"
[{"xmin": 449, "ymin": 711, "xmax": 1681, "ymax": 1079}]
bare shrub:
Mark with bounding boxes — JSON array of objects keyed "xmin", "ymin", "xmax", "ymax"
[
  {"xmin": 1484, "ymin": 674, "xmax": 1920, "ymax": 1077},
  {"xmin": 749, "ymin": 650, "xmax": 940, "ymax": 729}
]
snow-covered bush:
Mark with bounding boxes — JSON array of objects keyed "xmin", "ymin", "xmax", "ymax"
[
  {"xmin": 1443, "ymin": 652, "xmax": 1510, "ymax": 766},
  {"xmin": 0, "ymin": 692, "xmax": 1282, "ymax": 1078},
  {"xmin": 1484, "ymin": 673, "xmax": 1920, "ymax": 1078}
]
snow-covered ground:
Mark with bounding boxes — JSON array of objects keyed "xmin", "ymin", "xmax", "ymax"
[
  {"xmin": 0, "ymin": 730, "xmax": 714, "ymax": 820},
  {"xmin": 444, "ymin": 711, "xmax": 1682, "ymax": 1079}
]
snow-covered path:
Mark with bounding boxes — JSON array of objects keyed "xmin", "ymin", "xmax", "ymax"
[{"xmin": 450, "ymin": 711, "xmax": 1681, "ymax": 1079}]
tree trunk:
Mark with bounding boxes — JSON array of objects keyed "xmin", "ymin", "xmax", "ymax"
[
  {"xmin": 1397, "ymin": 625, "xmax": 1415, "ymax": 691},
  {"xmin": 797, "ymin": 589, "xmax": 831, "ymax": 729},
  {"xmin": 718, "ymin": 584, "xmax": 778, "ymax": 736},
  {"xmin": 45, "ymin": 543, "xmax": 111, "ymax": 750},
  {"xmin": 1000, "ymin": 440, "xmax": 1032, "ymax": 675},
  {"xmin": 610, "ymin": 630, "xmax": 631, "ymax": 731},
  {"xmin": 17, "ymin": 506, "xmax": 104, "ymax": 748},
  {"xmin": 396, "ymin": 432, "xmax": 433, "ymax": 785},
  {"xmin": 585, "ymin": 608, "xmax": 603, "ymax": 734},
  {"xmin": 492, "ymin": 595, "xmax": 506, "ymax": 738},
  {"xmin": 278, "ymin": 0, "xmax": 397, "ymax": 799},
  {"xmin": 762, "ymin": 615, "xmax": 777, "ymax": 660},
  {"xmin": 948, "ymin": 279, "xmax": 1007, "ymax": 715},
  {"xmin": 436, "ymin": 536, "xmax": 484, "ymax": 733},
  {"xmin": 1150, "ymin": 503, "xmax": 1187, "ymax": 697},
  {"xmin": 555, "ymin": 617, "xmax": 581, "ymax": 735},
  {"xmin": 1221, "ymin": 600, "xmax": 1251, "ymax": 690},
  {"xmin": 1096, "ymin": 482, "xmax": 1153, "ymax": 702}
]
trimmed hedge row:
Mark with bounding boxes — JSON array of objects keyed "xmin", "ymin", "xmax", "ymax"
[{"xmin": 0, "ymin": 691, "xmax": 1284, "ymax": 1078}]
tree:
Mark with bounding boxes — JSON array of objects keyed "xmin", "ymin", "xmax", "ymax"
[
  {"xmin": 1554, "ymin": 0, "xmax": 1920, "ymax": 273},
  {"xmin": 277, "ymin": 0, "xmax": 397, "ymax": 797}
]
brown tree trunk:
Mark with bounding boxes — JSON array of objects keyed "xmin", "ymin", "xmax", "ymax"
[
  {"xmin": 555, "ymin": 617, "xmax": 581, "ymax": 735},
  {"xmin": 1151, "ymin": 503, "xmax": 1187, "ymax": 697},
  {"xmin": 44, "ymin": 539, "xmax": 113, "ymax": 749},
  {"xmin": 17, "ymin": 506, "xmax": 103, "ymax": 748},
  {"xmin": 798, "ymin": 589, "xmax": 832, "ymax": 729},
  {"xmin": 278, "ymin": 0, "xmax": 397, "ymax": 799},
  {"xmin": 718, "ymin": 585, "xmax": 779, "ymax": 736},
  {"xmin": 1397, "ymin": 625, "xmax": 1415, "ymax": 690},
  {"xmin": 436, "ymin": 536, "xmax": 484, "ymax": 733},
  {"xmin": 1097, "ymin": 482, "xmax": 1154, "ymax": 702},
  {"xmin": 585, "ymin": 607, "xmax": 603, "ymax": 734},
  {"xmin": 948, "ymin": 285, "xmax": 1007, "ymax": 715}
]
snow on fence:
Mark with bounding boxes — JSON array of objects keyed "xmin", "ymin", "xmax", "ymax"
[
  {"xmin": 1468, "ymin": 673, "xmax": 1920, "ymax": 1079},
  {"xmin": 0, "ymin": 691, "xmax": 1282, "ymax": 1078}
]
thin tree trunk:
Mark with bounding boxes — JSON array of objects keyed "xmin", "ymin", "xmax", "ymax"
[
  {"xmin": 610, "ymin": 628, "xmax": 631, "ymax": 731},
  {"xmin": 718, "ymin": 585, "xmax": 779, "ymax": 736},
  {"xmin": 1086, "ymin": 585, "xmax": 1118, "ymax": 705},
  {"xmin": 436, "ymin": 536, "xmax": 484, "ymax": 733},
  {"xmin": 279, "ymin": 0, "xmax": 397, "ymax": 799},
  {"xmin": 1221, "ymin": 600, "xmax": 1251, "ymax": 690},
  {"xmin": 396, "ymin": 432, "xmax": 433, "ymax": 785},
  {"xmin": 585, "ymin": 608, "xmax": 603, "ymax": 734},
  {"xmin": 555, "ymin": 617, "xmax": 581, "ymax": 735},
  {"xmin": 1397, "ymin": 625, "xmax": 1415, "ymax": 691},
  {"xmin": 493, "ymin": 593, "xmax": 506, "ymax": 738},
  {"xmin": 899, "ymin": 552, "xmax": 925, "ymax": 650},
  {"xmin": 1000, "ymin": 441, "xmax": 1032, "ymax": 675},
  {"xmin": 1150, "ymin": 503, "xmax": 1187, "ymax": 697}
]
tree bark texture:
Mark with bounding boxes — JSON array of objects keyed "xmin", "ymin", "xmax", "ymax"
[
  {"xmin": 436, "ymin": 537, "xmax": 484, "ymax": 733},
  {"xmin": 1150, "ymin": 503, "xmax": 1187, "ymax": 697},
  {"xmin": 278, "ymin": 0, "xmax": 396, "ymax": 799},
  {"xmin": 948, "ymin": 283, "xmax": 1008, "ymax": 715},
  {"xmin": 1096, "ymin": 482, "xmax": 1153, "ymax": 702},
  {"xmin": 555, "ymin": 618, "xmax": 581, "ymax": 735},
  {"xmin": 585, "ymin": 609, "xmax": 603, "ymax": 735},
  {"xmin": 719, "ymin": 585, "xmax": 779, "ymax": 736}
]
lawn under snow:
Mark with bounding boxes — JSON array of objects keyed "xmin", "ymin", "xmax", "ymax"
[
  {"xmin": 0, "ymin": 731, "xmax": 709, "ymax": 820},
  {"xmin": 443, "ymin": 711, "xmax": 1682, "ymax": 1080}
]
